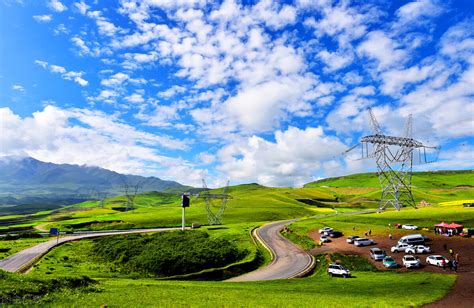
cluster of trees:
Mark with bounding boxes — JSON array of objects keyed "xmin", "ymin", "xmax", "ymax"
[{"xmin": 91, "ymin": 231, "xmax": 246, "ymax": 277}]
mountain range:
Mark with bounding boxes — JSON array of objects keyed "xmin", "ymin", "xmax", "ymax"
[{"xmin": 0, "ymin": 156, "xmax": 189, "ymax": 206}]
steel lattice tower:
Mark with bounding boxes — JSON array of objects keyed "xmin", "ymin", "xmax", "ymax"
[
  {"xmin": 347, "ymin": 109, "xmax": 437, "ymax": 211},
  {"xmin": 197, "ymin": 179, "xmax": 231, "ymax": 225}
]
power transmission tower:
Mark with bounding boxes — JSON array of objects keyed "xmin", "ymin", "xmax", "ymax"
[
  {"xmin": 197, "ymin": 179, "xmax": 231, "ymax": 225},
  {"xmin": 97, "ymin": 191, "xmax": 108, "ymax": 208},
  {"xmin": 346, "ymin": 108, "xmax": 438, "ymax": 211},
  {"xmin": 120, "ymin": 181, "xmax": 143, "ymax": 212}
]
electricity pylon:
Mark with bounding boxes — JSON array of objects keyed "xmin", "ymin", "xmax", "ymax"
[
  {"xmin": 346, "ymin": 108, "xmax": 438, "ymax": 211},
  {"xmin": 197, "ymin": 179, "xmax": 231, "ymax": 225}
]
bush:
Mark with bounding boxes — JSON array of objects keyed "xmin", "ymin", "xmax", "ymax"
[{"xmin": 91, "ymin": 231, "xmax": 246, "ymax": 277}]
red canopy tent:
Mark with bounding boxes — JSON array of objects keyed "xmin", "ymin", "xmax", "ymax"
[{"xmin": 435, "ymin": 222, "xmax": 463, "ymax": 235}]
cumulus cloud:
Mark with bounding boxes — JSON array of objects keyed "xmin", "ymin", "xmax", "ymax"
[
  {"xmin": 34, "ymin": 60, "xmax": 88, "ymax": 86},
  {"xmin": 48, "ymin": 0, "xmax": 67, "ymax": 12},
  {"xmin": 11, "ymin": 84, "xmax": 25, "ymax": 92},
  {"xmin": 217, "ymin": 126, "xmax": 347, "ymax": 186},
  {"xmin": 0, "ymin": 106, "xmax": 202, "ymax": 183},
  {"xmin": 357, "ymin": 31, "xmax": 407, "ymax": 69},
  {"xmin": 33, "ymin": 15, "xmax": 52, "ymax": 22}
]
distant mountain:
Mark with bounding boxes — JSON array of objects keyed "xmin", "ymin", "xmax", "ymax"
[{"xmin": 0, "ymin": 156, "xmax": 190, "ymax": 205}]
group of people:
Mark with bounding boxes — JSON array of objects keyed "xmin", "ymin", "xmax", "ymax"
[
  {"xmin": 441, "ymin": 245, "xmax": 461, "ymax": 272},
  {"xmin": 435, "ymin": 228, "xmax": 457, "ymax": 236},
  {"xmin": 441, "ymin": 258, "xmax": 459, "ymax": 272}
]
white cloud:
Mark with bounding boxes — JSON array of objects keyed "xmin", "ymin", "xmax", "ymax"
[
  {"xmin": 124, "ymin": 92, "xmax": 145, "ymax": 104},
  {"xmin": 33, "ymin": 15, "xmax": 52, "ymax": 23},
  {"xmin": 381, "ymin": 64, "xmax": 439, "ymax": 95},
  {"xmin": 71, "ymin": 36, "xmax": 91, "ymax": 56},
  {"xmin": 0, "ymin": 106, "xmax": 197, "ymax": 182},
  {"xmin": 101, "ymin": 72, "xmax": 129, "ymax": 87},
  {"xmin": 11, "ymin": 84, "xmax": 25, "ymax": 92},
  {"xmin": 395, "ymin": 0, "xmax": 444, "ymax": 26},
  {"xmin": 34, "ymin": 60, "xmax": 88, "ymax": 86},
  {"xmin": 158, "ymin": 85, "xmax": 186, "ymax": 98},
  {"xmin": 74, "ymin": 1, "xmax": 89, "ymax": 15},
  {"xmin": 357, "ymin": 31, "xmax": 407, "ymax": 69},
  {"xmin": 48, "ymin": 0, "xmax": 67, "ymax": 12},
  {"xmin": 217, "ymin": 126, "xmax": 347, "ymax": 186},
  {"xmin": 318, "ymin": 49, "xmax": 353, "ymax": 71}
]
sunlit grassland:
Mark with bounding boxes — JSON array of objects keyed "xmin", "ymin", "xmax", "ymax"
[
  {"xmin": 29, "ymin": 222, "xmax": 264, "ymax": 279},
  {"xmin": 0, "ymin": 237, "xmax": 51, "ymax": 259},
  {"xmin": 35, "ymin": 185, "xmax": 339, "ymax": 231},
  {"xmin": 37, "ymin": 271, "xmax": 455, "ymax": 307},
  {"xmin": 287, "ymin": 203, "xmax": 474, "ymax": 242}
]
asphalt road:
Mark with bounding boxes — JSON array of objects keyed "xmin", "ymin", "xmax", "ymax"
[
  {"xmin": 0, "ymin": 228, "xmax": 181, "ymax": 273},
  {"xmin": 228, "ymin": 220, "xmax": 314, "ymax": 281}
]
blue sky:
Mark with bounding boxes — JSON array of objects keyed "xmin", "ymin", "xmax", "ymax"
[{"xmin": 0, "ymin": 0, "xmax": 473, "ymax": 187}]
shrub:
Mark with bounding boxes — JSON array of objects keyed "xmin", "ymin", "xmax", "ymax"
[{"xmin": 91, "ymin": 231, "xmax": 246, "ymax": 277}]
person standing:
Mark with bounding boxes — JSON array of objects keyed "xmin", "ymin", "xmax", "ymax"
[
  {"xmin": 369, "ymin": 229, "xmax": 372, "ymax": 236},
  {"xmin": 441, "ymin": 258, "xmax": 446, "ymax": 271},
  {"xmin": 389, "ymin": 234, "xmax": 393, "ymax": 240},
  {"xmin": 449, "ymin": 248, "xmax": 454, "ymax": 257},
  {"xmin": 452, "ymin": 260, "xmax": 458, "ymax": 272},
  {"xmin": 455, "ymin": 253, "xmax": 460, "ymax": 262}
]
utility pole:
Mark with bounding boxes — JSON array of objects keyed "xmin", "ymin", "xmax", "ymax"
[{"xmin": 181, "ymin": 193, "xmax": 190, "ymax": 230}]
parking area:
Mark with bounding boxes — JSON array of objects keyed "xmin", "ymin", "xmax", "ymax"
[{"xmin": 308, "ymin": 230, "xmax": 474, "ymax": 307}]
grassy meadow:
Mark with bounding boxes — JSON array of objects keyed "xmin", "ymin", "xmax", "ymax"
[{"xmin": 0, "ymin": 170, "xmax": 472, "ymax": 306}]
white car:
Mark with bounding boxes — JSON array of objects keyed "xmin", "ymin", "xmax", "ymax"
[
  {"xmin": 320, "ymin": 235, "xmax": 331, "ymax": 243},
  {"xmin": 327, "ymin": 264, "xmax": 351, "ymax": 278},
  {"xmin": 426, "ymin": 255, "xmax": 449, "ymax": 267},
  {"xmin": 354, "ymin": 238, "xmax": 375, "ymax": 246},
  {"xmin": 319, "ymin": 227, "xmax": 333, "ymax": 234},
  {"xmin": 346, "ymin": 236, "xmax": 360, "ymax": 244},
  {"xmin": 402, "ymin": 255, "xmax": 420, "ymax": 268},
  {"xmin": 405, "ymin": 245, "xmax": 431, "ymax": 254},
  {"xmin": 391, "ymin": 243, "xmax": 413, "ymax": 253},
  {"xmin": 402, "ymin": 224, "xmax": 418, "ymax": 230}
]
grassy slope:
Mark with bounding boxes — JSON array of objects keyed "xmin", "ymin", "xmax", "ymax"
[
  {"xmin": 30, "ymin": 185, "xmax": 337, "ymax": 232},
  {"xmin": 36, "ymin": 271, "xmax": 454, "ymax": 307},
  {"xmin": 2, "ymin": 170, "xmax": 471, "ymax": 306}
]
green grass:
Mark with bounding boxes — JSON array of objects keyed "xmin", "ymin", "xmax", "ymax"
[
  {"xmin": 28, "ymin": 270, "xmax": 454, "ymax": 307},
  {"xmin": 286, "ymin": 203, "xmax": 474, "ymax": 245},
  {"xmin": 0, "ymin": 237, "xmax": 50, "ymax": 259},
  {"xmin": 30, "ymin": 222, "xmax": 264, "ymax": 279}
]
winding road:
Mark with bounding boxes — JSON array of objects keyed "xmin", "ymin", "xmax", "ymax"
[
  {"xmin": 0, "ymin": 228, "xmax": 181, "ymax": 273},
  {"xmin": 228, "ymin": 219, "xmax": 314, "ymax": 281}
]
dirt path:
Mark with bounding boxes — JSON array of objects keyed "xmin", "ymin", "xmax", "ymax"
[{"xmin": 308, "ymin": 231, "xmax": 474, "ymax": 308}]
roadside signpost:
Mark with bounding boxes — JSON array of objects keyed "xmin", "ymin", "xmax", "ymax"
[
  {"xmin": 181, "ymin": 193, "xmax": 190, "ymax": 231},
  {"xmin": 50, "ymin": 228, "xmax": 60, "ymax": 244}
]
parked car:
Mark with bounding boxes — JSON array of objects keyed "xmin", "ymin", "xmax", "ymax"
[
  {"xmin": 319, "ymin": 227, "xmax": 333, "ymax": 234},
  {"xmin": 398, "ymin": 234, "xmax": 425, "ymax": 246},
  {"xmin": 370, "ymin": 248, "xmax": 386, "ymax": 261},
  {"xmin": 426, "ymin": 255, "xmax": 449, "ymax": 267},
  {"xmin": 329, "ymin": 231, "xmax": 343, "ymax": 238},
  {"xmin": 405, "ymin": 245, "xmax": 431, "ymax": 254},
  {"xmin": 391, "ymin": 243, "xmax": 413, "ymax": 253},
  {"xmin": 402, "ymin": 224, "xmax": 418, "ymax": 230},
  {"xmin": 346, "ymin": 236, "xmax": 360, "ymax": 244},
  {"xmin": 320, "ymin": 235, "xmax": 331, "ymax": 243},
  {"xmin": 402, "ymin": 255, "xmax": 420, "ymax": 268},
  {"xmin": 354, "ymin": 238, "xmax": 375, "ymax": 246},
  {"xmin": 383, "ymin": 256, "xmax": 398, "ymax": 268},
  {"xmin": 327, "ymin": 264, "xmax": 351, "ymax": 278}
]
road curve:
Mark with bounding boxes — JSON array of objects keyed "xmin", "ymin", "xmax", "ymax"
[
  {"xmin": 228, "ymin": 220, "xmax": 314, "ymax": 281},
  {"xmin": 0, "ymin": 228, "xmax": 181, "ymax": 273}
]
